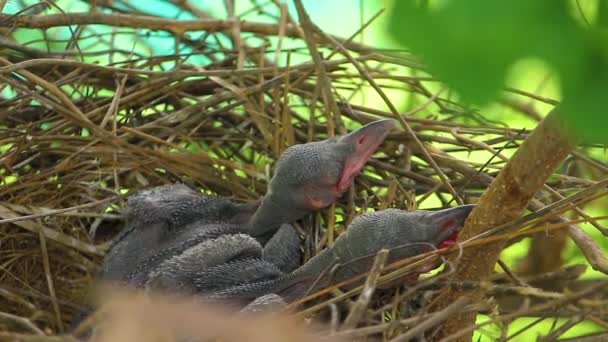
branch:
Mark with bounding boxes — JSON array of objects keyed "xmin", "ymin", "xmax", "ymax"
[
  {"xmin": 293, "ymin": 0, "xmax": 340, "ymax": 134},
  {"xmin": 391, "ymin": 297, "xmax": 471, "ymax": 342},
  {"xmin": 0, "ymin": 12, "xmax": 291, "ymax": 33},
  {"xmin": 0, "ymin": 12, "xmax": 382, "ymax": 56},
  {"xmin": 340, "ymin": 249, "xmax": 389, "ymax": 329},
  {"xmin": 432, "ymin": 109, "xmax": 577, "ymax": 341},
  {"xmin": 0, "ymin": 204, "xmax": 106, "ymax": 256}
]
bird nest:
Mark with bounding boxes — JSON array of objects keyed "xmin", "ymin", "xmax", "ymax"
[{"xmin": 1, "ymin": 1, "xmax": 607, "ymax": 341}]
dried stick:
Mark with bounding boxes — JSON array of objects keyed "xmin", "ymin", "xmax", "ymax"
[
  {"xmin": 432, "ymin": 109, "xmax": 576, "ymax": 341},
  {"xmin": 340, "ymin": 249, "xmax": 389, "ymax": 329}
]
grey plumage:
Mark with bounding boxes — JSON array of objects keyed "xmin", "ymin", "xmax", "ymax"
[
  {"xmin": 112, "ymin": 221, "xmax": 245, "ymax": 285},
  {"xmin": 97, "ymin": 119, "xmax": 394, "ymax": 290},
  {"xmin": 101, "ymin": 184, "xmax": 247, "ymax": 282},
  {"xmin": 285, "ymin": 205, "xmax": 476, "ymax": 293},
  {"xmin": 145, "ymin": 233, "xmax": 264, "ymax": 291},
  {"xmin": 71, "ymin": 119, "xmax": 397, "ymax": 337},
  {"xmin": 261, "ymin": 224, "xmax": 301, "ymax": 273},
  {"xmin": 240, "ymin": 294, "xmax": 287, "ymax": 313},
  {"xmin": 204, "ymin": 204, "xmax": 475, "ymax": 306},
  {"xmin": 191, "ymin": 258, "xmax": 283, "ymax": 294},
  {"xmin": 89, "ymin": 118, "xmax": 475, "ymax": 319}
]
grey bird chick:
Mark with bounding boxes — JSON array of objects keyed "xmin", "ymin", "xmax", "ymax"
[
  {"xmin": 72, "ymin": 120, "xmax": 393, "ymax": 336},
  {"xmin": 101, "ymin": 185, "xmax": 247, "ymax": 282},
  {"xmin": 247, "ymin": 118, "xmax": 396, "ymax": 238},
  {"xmin": 282, "ymin": 204, "xmax": 476, "ymax": 297},
  {"xmin": 206, "ymin": 204, "xmax": 475, "ymax": 306},
  {"xmin": 100, "ymin": 119, "xmax": 394, "ymax": 285}
]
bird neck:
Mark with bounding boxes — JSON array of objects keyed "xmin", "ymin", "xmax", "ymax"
[
  {"xmin": 247, "ymin": 193, "xmax": 308, "ymax": 237},
  {"xmin": 276, "ymin": 238, "xmax": 371, "ymax": 301},
  {"xmin": 274, "ymin": 247, "xmax": 339, "ymax": 301},
  {"xmin": 229, "ymin": 200, "xmax": 261, "ymax": 225}
]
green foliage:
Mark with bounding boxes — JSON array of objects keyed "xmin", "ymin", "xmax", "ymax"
[
  {"xmin": 387, "ymin": 0, "xmax": 608, "ymax": 143},
  {"xmin": 473, "ymin": 315, "xmax": 603, "ymax": 341}
]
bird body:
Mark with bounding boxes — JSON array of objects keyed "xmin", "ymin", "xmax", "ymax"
[
  {"xmin": 76, "ymin": 119, "xmax": 478, "ymax": 333},
  {"xmin": 97, "ymin": 119, "xmax": 395, "ymax": 292},
  {"xmin": 94, "ymin": 119, "xmax": 476, "ymax": 313},
  {"xmin": 203, "ymin": 204, "xmax": 475, "ymax": 307},
  {"xmin": 101, "ymin": 185, "xmax": 250, "ymax": 282}
]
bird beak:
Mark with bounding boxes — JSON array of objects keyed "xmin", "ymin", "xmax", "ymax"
[
  {"xmin": 426, "ymin": 204, "xmax": 475, "ymax": 248},
  {"xmin": 336, "ymin": 119, "xmax": 394, "ymax": 192}
]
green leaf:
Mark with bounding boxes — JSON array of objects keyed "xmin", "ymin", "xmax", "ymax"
[
  {"xmin": 387, "ymin": 1, "xmax": 559, "ymax": 104},
  {"xmin": 386, "ymin": 0, "xmax": 608, "ymax": 143},
  {"xmin": 560, "ymin": 31, "xmax": 608, "ymax": 143}
]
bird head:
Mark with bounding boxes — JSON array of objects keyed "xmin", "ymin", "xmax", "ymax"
[
  {"xmin": 249, "ymin": 119, "xmax": 394, "ymax": 237},
  {"xmin": 330, "ymin": 204, "xmax": 475, "ymax": 279}
]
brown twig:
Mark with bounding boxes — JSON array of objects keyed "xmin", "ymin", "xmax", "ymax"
[
  {"xmin": 432, "ymin": 109, "xmax": 577, "ymax": 340},
  {"xmin": 340, "ymin": 249, "xmax": 389, "ymax": 330}
]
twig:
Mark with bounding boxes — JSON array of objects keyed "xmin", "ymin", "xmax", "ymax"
[
  {"xmin": 0, "ymin": 197, "xmax": 120, "ymax": 225},
  {"xmin": 390, "ymin": 297, "xmax": 471, "ymax": 342},
  {"xmin": 0, "ymin": 204, "xmax": 106, "ymax": 256},
  {"xmin": 37, "ymin": 221, "xmax": 64, "ymax": 333},
  {"xmin": 293, "ymin": 0, "xmax": 339, "ymax": 134},
  {"xmin": 0, "ymin": 312, "xmax": 44, "ymax": 335},
  {"xmin": 341, "ymin": 249, "xmax": 389, "ymax": 330}
]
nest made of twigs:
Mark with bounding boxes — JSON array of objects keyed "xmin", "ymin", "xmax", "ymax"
[{"xmin": 1, "ymin": 1, "xmax": 607, "ymax": 341}]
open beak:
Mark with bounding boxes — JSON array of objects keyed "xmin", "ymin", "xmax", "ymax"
[
  {"xmin": 426, "ymin": 204, "xmax": 475, "ymax": 248},
  {"xmin": 336, "ymin": 119, "xmax": 394, "ymax": 192}
]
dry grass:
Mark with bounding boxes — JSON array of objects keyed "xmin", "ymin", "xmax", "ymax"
[{"xmin": 0, "ymin": 1, "xmax": 607, "ymax": 340}]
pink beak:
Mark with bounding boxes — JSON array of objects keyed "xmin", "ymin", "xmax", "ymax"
[{"xmin": 336, "ymin": 119, "xmax": 394, "ymax": 192}]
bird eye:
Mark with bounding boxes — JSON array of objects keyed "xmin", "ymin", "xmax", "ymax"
[{"xmin": 357, "ymin": 137, "xmax": 366, "ymax": 145}]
